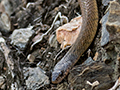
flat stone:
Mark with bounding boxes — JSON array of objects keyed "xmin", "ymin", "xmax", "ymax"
[
  {"xmin": 23, "ymin": 67, "xmax": 49, "ymax": 90},
  {"xmin": 100, "ymin": 12, "xmax": 109, "ymax": 46},
  {"xmin": 10, "ymin": 26, "xmax": 34, "ymax": 50},
  {"xmin": 0, "ymin": 12, "xmax": 11, "ymax": 33}
]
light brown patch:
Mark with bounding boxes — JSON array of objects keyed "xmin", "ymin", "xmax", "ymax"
[{"xmin": 56, "ymin": 16, "xmax": 82, "ymax": 49}]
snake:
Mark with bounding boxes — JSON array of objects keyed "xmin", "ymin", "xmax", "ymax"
[{"xmin": 52, "ymin": 0, "xmax": 98, "ymax": 84}]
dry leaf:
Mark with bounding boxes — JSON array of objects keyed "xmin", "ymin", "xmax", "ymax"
[{"xmin": 56, "ymin": 16, "xmax": 82, "ymax": 49}]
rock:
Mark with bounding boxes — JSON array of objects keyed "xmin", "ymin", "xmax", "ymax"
[
  {"xmin": 0, "ymin": 2, "xmax": 5, "ymax": 12},
  {"xmin": 0, "ymin": 0, "xmax": 22, "ymax": 34},
  {"xmin": 83, "ymin": 57, "xmax": 95, "ymax": 65},
  {"xmin": 1, "ymin": 0, "xmax": 14, "ymax": 15},
  {"xmin": 54, "ymin": 20, "xmax": 61, "ymax": 29},
  {"xmin": 101, "ymin": 1, "xmax": 120, "ymax": 47},
  {"xmin": 101, "ymin": 1, "xmax": 120, "ymax": 69},
  {"xmin": 102, "ymin": 0, "xmax": 112, "ymax": 6},
  {"xmin": 27, "ymin": 49, "xmax": 41, "ymax": 63},
  {"xmin": 100, "ymin": 12, "xmax": 109, "ymax": 46},
  {"xmin": 68, "ymin": 62, "xmax": 114, "ymax": 90},
  {"xmin": 0, "ymin": 12, "xmax": 11, "ymax": 34},
  {"xmin": 103, "ymin": 1, "xmax": 120, "ymax": 63},
  {"xmin": 10, "ymin": 26, "xmax": 34, "ymax": 50},
  {"xmin": 49, "ymin": 34, "xmax": 58, "ymax": 49},
  {"xmin": 23, "ymin": 67, "xmax": 49, "ymax": 90},
  {"xmin": 27, "ymin": 54, "xmax": 35, "ymax": 63},
  {"xmin": 101, "ymin": 2, "xmax": 120, "ymax": 82},
  {"xmin": 106, "ymin": 1, "xmax": 120, "ymax": 44},
  {"xmin": 1, "ymin": 0, "xmax": 22, "ymax": 15},
  {"xmin": 0, "ymin": 76, "xmax": 5, "ymax": 89}
]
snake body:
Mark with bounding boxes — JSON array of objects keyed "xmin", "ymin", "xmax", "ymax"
[{"xmin": 52, "ymin": 0, "xmax": 98, "ymax": 84}]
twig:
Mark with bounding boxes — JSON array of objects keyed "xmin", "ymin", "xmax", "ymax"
[
  {"xmin": 78, "ymin": 67, "xmax": 90, "ymax": 76},
  {"xmin": 108, "ymin": 77, "xmax": 120, "ymax": 90},
  {"xmin": 86, "ymin": 80, "xmax": 100, "ymax": 90},
  {"xmin": 30, "ymin": 12, "xmax": 68, "ymax": 50}
]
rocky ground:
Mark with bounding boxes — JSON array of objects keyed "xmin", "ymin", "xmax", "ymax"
[{"xmin": 0, "ymin": 0, "xmax": 120, "ymax": 90}]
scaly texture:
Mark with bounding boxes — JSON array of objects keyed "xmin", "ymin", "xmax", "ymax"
[{"xmin": 52, "ymin": 0, "xmax": 98, "ymax": 84}]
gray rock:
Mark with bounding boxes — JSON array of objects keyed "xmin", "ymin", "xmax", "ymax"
[
  {"xmin": 101, "ymin": 1, "xmax": 120, "ymax": 46},
  {"xmin": 0, "ymin": 76, "xmax": 5, "ymax": 89},
  {"xmin": 83, "ymin": 57, "xmax": 95, "ymax": 65},
  {"xmin": 102, "ymin": 0, "xmax": 112, "ymax": 6},
  {"xmin": 106, "ymin": 1, "xmax": 120, "ymax": 44},
  {"xmin": 49, "ymin": 34, "xmax": 58, "ymax": 49},
  {"xmin": 23, "ymin": 67, "xmax": 49, "ymax": 90},
  {"xmin": 1, "ymin": 0, "xmax": 13, "ymax": 15},
  {"xmin": 10, "ymin": 26, "xmax": 34, "ymax": 50},
  {"xmin": 100, "ymin": 12, "xmax": 110, "ymax": 46},
  {"xmin": 102, "ymin": 1, "xmax": 120, "ymax": 60},
  {"xmin": 1, "ymin": 0, "xmax": 22, "ymax": 15},
  {"xmin": 68, "ymin": 62, "xmax": 114, "ymax": 90},
  {"xmin": 0, "ymin": 12, "xmax": 11, "ymax": 33}
]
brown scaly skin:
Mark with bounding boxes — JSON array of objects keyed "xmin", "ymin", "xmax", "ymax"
[{"xmin": 52, "ymin": 0, "xmax": 98, "ymax": 84}]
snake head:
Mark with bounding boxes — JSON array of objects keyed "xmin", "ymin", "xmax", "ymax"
[{"xmin": 52, "ymin": 70, "xmax": 64, "ymax": 84}]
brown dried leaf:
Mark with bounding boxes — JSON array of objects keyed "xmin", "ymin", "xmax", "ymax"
[{"xmin": 56, "ymin": 16, "xmax": 82, "ymax": 49}]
